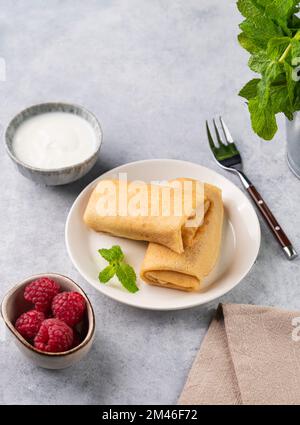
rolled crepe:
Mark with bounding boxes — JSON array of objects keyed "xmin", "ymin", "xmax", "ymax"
[
  {"xmin": 140, "ymin": 183, "xmax": 223, "ymax": 292},
  {"xmin": 83, "ymin": 178, "xmax": 209, "ymax": 253}
]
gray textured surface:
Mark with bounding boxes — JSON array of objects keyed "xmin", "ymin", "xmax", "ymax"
[{"xmin": 0, "ymin": 0, "xmax": 299, "ymax": 405}]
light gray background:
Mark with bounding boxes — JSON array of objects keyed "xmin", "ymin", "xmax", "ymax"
[{"xmin": 0, "ymin": 0, "xmax": 299, "ymax": 405}]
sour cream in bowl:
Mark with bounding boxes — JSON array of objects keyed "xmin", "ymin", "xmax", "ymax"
[{"xmin": 5, "ymin": 103, "xmax": 103, "ymax": 185}]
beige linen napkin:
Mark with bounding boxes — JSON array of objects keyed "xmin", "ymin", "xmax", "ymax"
[{"xmin": 178, "ymin": 304, "xmax": 300, "ymax": 405}]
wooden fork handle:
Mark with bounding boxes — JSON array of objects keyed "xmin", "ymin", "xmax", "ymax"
[{"xmin": 247, "ymin": 185, "xmax": 297, "ymax": 260}]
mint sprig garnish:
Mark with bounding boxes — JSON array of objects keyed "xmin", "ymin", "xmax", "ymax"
[
  {"xmin": 237, "ymin": 0, "xmax": 300, "ymax": 140},
  {"xmin": 99, "ymin": 264, "xmax": 116, "ymax": 283},
  {"xmin": 98, "ymin": 245, "xmax": 139, "ymax": 293}
]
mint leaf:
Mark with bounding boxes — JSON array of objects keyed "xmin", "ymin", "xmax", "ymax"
[
  {"xmin": 240, "ymin": 16, "xmax": 283, "ymax": 45},
  {"xmin": 256, "ymin": 61, "xmax": 283, "ymax": 107},
  {"xmin": 98, "ymin": 245, "xmax": 124, "ymax": 263},
  {"xmin": 291, "ymin": 38, "xmax": 300, "ymax": 58},
  {"xmin": 115, "ymin": 263, "xmax": 138, "ymax": 294},
  {"xmin": 99, "ymin": 265, "xmax": 116, "ymax": 283},
  {"xmin": 264, "ymin": 0, "xmax": 295, "ymax": 20},
  {"xmin": 248, "ymin": 51, "xmax": 271, "ymax": 73},
  {"xmin": 237, "ymin": 0, "xmax": 263, "ymax": 18},
  {"xmin": 248, "ymin": 97, "xmax": 278, "ymax": 140},
  {"xmin": 239, "ymin": 78, "xmax": 260, "ymax": 100},
  {"xmin": 294, "ymin": 83, "xmax": 300, "ymax": 110},
  {"xmin": 238, "ymin": 32, "xmax": 264, "ymax": 54},
  {"xmin": 267, "ymin": 37, "xmax": 291, "ymax": 59},
  {"xmin": 97, "ymin": 245, "xmax": 139, "ymax": 293},
  {"xmin": 284, "ymin": 61, "xmax": 296, "ymax": 103},
  {"xmin": 270, "ymin": 84, "xmax": 293, "ymax": 119}
]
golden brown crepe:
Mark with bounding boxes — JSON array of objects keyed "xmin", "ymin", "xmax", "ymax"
[
  {"xmin": 83, "ymin": 178, "xmax": 209, "ymax": 254},
  {"xmin": 140, "ymin": 183, "xmax": 223, "ymax": 292}
]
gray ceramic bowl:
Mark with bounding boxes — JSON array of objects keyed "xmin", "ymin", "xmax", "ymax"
[
  {"xmin": 1, "ymin": 273, "xmax": 95, "ymax": 369},
  {"xmin": 5, "ymin": 103, "xmax": 103, "ymax": 185}
]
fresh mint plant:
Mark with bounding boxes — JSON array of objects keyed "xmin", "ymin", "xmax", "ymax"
[
  {"xmin": 98, "ymin": 245, "xmax": 139, "ymax": 293},
  {"xmin": 237, "ymin": 0, "xmax": 300, "ymax": 140}
]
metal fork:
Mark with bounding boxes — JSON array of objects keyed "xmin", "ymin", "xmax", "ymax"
[{"xmin": 206, "ymin": 117, "xmax": 297, "ymax": 261}]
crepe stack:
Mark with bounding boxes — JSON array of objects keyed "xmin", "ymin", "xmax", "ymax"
[
  {"xmin": 84, "ymin": 178, "xmax": 223, "ymax": 292},
  {"xmin": 84, "ymin": 178, "xmax": 209, "ymax": 253},
  {"xmin": 140, "ymin": 183, "xmax": 223, "ymax": 292}
]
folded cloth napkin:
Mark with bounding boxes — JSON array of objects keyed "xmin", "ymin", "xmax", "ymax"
[{"xmin": 178, "ymin": 303, "xmax": 300, "ymax": 405}]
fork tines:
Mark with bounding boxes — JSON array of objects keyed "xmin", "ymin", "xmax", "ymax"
[
  {"xmin": 206, "ymin": 117, "xmax": 240, "ymax": 163},
  {"xmin": 206, "ymin": 117, "xmax": 233, "ymax": 147}
]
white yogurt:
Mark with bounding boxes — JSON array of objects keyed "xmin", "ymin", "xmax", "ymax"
[{"xmin": 13, "ymin": 112, "xmax": 97, "ymax": 169}]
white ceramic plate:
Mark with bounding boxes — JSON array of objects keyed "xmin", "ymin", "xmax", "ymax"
[{"xmin": 65, "ymin": 159, "xmax": 261, "ymax": 310}]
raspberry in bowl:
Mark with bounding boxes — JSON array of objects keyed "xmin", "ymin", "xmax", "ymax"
[{"xmin": 1, "ymin": 273, "xmax": 95, "ymax": 369}]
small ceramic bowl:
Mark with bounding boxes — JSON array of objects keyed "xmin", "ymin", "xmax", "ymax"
[
  {"xmin": 5, "ymin": 102, "xmax": 103, "ymax": 186},
  {"xmin": 1, "ymin": 273, "xmax": 95, "ymax": 369}
]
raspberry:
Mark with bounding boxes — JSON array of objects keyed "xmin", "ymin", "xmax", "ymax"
[
  {"xmin": 15, "ymin": 310, "xmax": 45, "ymax": 341},
  {"xmin": 24, "ymin": 277, "xmax": 60, "ymax": 312},
  {"xmin": 52, "ymin": 292, "xmax": 86, "ymax": 327},
  {"xmin": 34, "ymin": 318, "xmax": 74, "ymax": 353}
]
